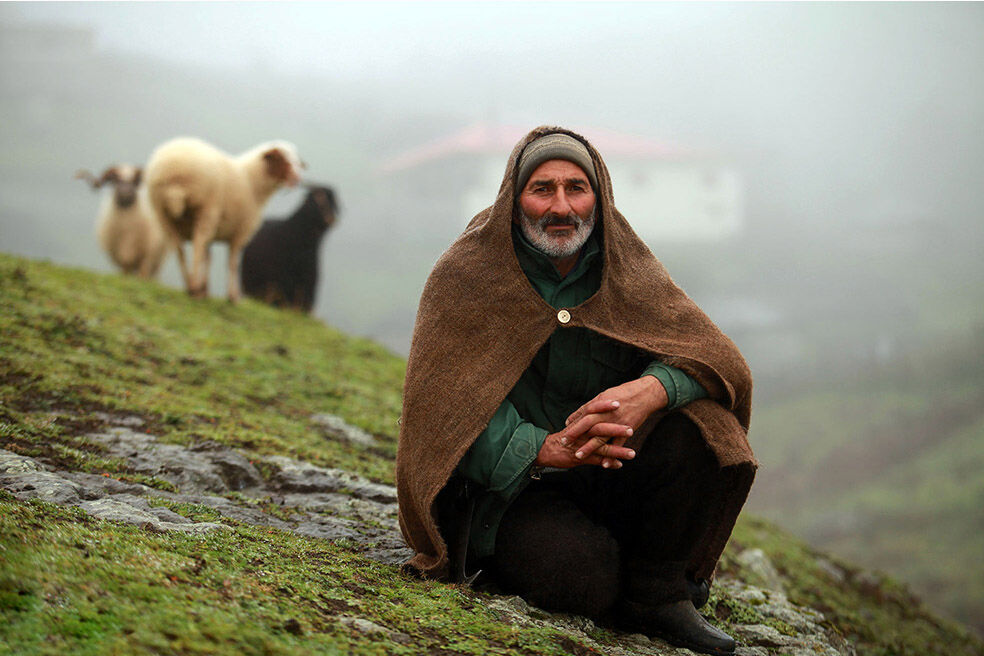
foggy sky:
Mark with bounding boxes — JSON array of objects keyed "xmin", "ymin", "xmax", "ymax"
[
  {"xmin": 8, "ymin": 2, "xmax": 983, "ymax": 217},
  {"xmin": 3, "ymin": 1, "xmax": 983, "ymax": 355}
]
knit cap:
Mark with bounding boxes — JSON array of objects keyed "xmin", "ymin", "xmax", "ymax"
[{"xmin": 515, "ymin": 133, "xmax": 598, "ymax": 195}]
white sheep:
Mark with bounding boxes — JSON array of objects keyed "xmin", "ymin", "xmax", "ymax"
[
  {"xmin": 76, "ymin": 165, "xmax": 168, "ymax": 279},
  {"xmin": 143, "ymin": 137, "xmax": 305, "ymax": 302}
]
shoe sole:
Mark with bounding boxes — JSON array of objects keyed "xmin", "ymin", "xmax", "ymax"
[{"xmin": 650, "ymin": 629, "xmax": 735, "ymax": 656}]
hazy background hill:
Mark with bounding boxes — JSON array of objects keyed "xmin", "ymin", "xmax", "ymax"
[{"xmin": 1, "ymin": 1, "xmax": 982, "ymax": 635}]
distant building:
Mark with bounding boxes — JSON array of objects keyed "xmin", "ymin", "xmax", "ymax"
[{"xmin": 378, "ymin": 122, "xmax": 743, "ymax": 242}]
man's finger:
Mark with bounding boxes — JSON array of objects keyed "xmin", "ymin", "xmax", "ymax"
[
  {"xmin": 575, "ymin": 429, "xmax": 633, "ymax": 460},
  {"xmin": 561, "ymin": 417, "xmax": 629, "ymax": 448},
  {"xmin": 580, "ymin": 443, "xmax": 636, "ymax": 468},
  {"xmin": 600, "ymin": 435, "xmax": 631, "ymax": 469},
  {"xmin": 560, "ymin": 408, "xmax": 626, "ymax": 446},
  {"xmin": 565, "ymin": 398, "xmax": 620, "ymax": 426},
  {"xmin": 563, "ymin": 423, "xmax": 632, "ymax": 452}
]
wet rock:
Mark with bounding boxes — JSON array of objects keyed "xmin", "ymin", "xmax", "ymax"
[
  {"xmin": 3, "ymin": 428, "xmax": 406, "ymax": 561},
  {"xmin": 292, "ymin": 518, "xmax": 363, "ymax": 542},
  {"xmin": 734, "ymin": 647, "xmax": 770, "ymax": 656},
  {"xmin": 735, "ymin": 624, "xmax": 792, "ymax": 649},
  {"xmin": 338, "ymin": 616, "xmax": 410, "ymax": 643},
  {"xmin": 736, "ymin": 548, "xmax": 785, "ymax": 594},
  {"xmin": 78, "ymin": 495, "xmax": 228, "ymax": 534},
  {"xmin": 188, "ymin": 441, "xmax": 263, "ymax": 490},
  {"xmin": 311, "ymin": 413, "xmax": 376, "ymax": 447},
  {"xmin": 0, "ymin": 450, "xmax": 83, "ymax": 505},
  {"xmin": 61, "ymin": 471, "xmax": 157, "ymax": 497},
  {"xmin": 716, "ymin": 578, "xmax": 851, "ymax": 656},
  {"xmin": 86, "ymin": 428, "xmax": 262, "ymax": 494},
  {"xmin": 262, "ymin": 455, "xmax": 396, "ymax": 502},
  {"xmin": 0, "ymin": 451, "xmax": 44, "ymax": 474},
  {"xmin": 92, "ymin": 412, "xmax": 146, "ymax": 428},
  {"xmin": 362, "ymin": 541, "xmax": 414, "ymax": 566},
  {"xmin": 279, "ymin": 491, "xmax": 353, "ymax": 513}
]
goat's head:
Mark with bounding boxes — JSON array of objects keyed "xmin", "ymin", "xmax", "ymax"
[
  {"xmin": 261, "ymin": 141, "xmax": 305, "ymax": 188},
  {"xmin": 75, "ymin": 165, "xmax": 143, "ymax": 208},
  {"xmin": 303, "ymin": 184, "xmax": 339, "ymax": 228}
]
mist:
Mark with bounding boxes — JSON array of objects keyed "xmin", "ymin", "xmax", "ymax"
[{"xmin": 2, "ymin": 0, "xmax": 982, "ymax": 635}]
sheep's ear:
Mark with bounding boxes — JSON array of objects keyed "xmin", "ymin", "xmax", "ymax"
[
  {"xmin": 325, "ymin": 188, "xmax": 339, "ymax": 214},
  {"xmin": 262, "ymin": 148, "xmax": 292, "ymax": 182},
  {"xmin": 133, "ymin": 167, "xmax": 143, "ymax": 186}
]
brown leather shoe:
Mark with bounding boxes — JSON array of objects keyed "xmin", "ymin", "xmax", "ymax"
[{"xmin": 619, "ymin": 598, "xmax": 735, "ymax": 656}]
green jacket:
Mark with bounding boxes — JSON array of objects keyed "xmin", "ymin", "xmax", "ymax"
[{"xmin": 457, "ymin": 226, "xmax": 707, "ymax": 559}]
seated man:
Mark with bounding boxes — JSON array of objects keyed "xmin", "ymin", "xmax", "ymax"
[{"xmin": 397, "ymin": 127, "xmax": 756, "ymax": 656}]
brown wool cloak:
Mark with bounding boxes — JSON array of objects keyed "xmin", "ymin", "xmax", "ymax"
[{"xmin": 396, "ymin": 126, "xmax": 756, "ymax": 581}]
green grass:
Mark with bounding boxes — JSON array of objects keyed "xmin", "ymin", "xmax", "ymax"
[
  {"xmin": 0, "ymin": 253, "xmax": 405, "ymax": 485},
  {"xmin": 2, "ymin": 251, "xmax": 982, "ymax": 655},
  {"xmin": 0, "ymin": 494, "xmax": 581, "ymax": 656}
]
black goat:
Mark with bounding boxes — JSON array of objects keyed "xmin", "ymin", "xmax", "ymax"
[{"xmin": 240, "ymin": 185, "xmax": 339, "ymax": 313}]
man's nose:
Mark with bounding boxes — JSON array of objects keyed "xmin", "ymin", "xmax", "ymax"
[{"xmin": 549, "ymin": 189, "xmax": 573, "ymax": 216}]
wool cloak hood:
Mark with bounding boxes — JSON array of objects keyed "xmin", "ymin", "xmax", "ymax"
[{"xmin": 396, "ymin": 126, "xmax": 756, "ymax": 581}]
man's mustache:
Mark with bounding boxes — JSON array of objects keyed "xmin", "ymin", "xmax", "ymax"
[{"xmin": 537, "ymin": 212, "xmax": 584, "ymax": 229}]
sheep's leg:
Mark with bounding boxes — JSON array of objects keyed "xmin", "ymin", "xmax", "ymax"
[
  {"xmin": 189, "ymin": 227, "xmax": 214, "ymax": 299},
  {"xmin": 226, "ymin": 239, "xmax": 246, "ymax": 303},
  {"xmin": 144, "ymin": 239, "xmax": 167, "ymax": 279},
  {"xmin": 158, "ymin": 221, "xmax": 192, "ymax": 290},
  {"xmin": 174, "ymin": 241, "xmax": 192, "ymax": 289}
]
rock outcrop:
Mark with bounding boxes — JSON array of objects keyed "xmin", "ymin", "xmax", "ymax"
[{"xmin": 1, "ymin": 411, "xmax": 853, "ymax": 656}]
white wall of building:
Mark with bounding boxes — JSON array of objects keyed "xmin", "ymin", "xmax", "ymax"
[{"xmin": 459, "ymin": 155, "xmax": 744, "ymax": 241}]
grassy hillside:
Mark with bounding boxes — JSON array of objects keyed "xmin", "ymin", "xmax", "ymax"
[
  {"xmin": 749, "ymin": 339, "xmax": 984, "ymax": 633},
  {"xmin": 2, "ymin": 252, "xmax": 982, "ymax": 656}
]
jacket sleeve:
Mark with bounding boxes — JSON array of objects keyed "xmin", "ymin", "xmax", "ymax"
[
  {"xmin": 642, "ymin": 361, "xmax": 708, "ymax": 410},
  {"xmin": 456, "ymin": 398, "xmax": 548, "ymax": 502}
]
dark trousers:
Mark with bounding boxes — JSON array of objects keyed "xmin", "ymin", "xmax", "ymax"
[{"xmin": 490, "ymin": 413, "xmax": 723, "ymax": 619}]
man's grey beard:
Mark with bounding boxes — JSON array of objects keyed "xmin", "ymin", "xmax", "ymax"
[{"xmin": 518, "ymin": 205, "xmax": 597, "ymax": 259}]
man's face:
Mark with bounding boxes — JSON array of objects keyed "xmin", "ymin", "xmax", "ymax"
[{"xmin": 516, "ymin": 159, "xmax": 597, "ymax": 260}]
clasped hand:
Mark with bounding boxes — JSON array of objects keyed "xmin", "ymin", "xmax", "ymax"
[{"xmin": 534, "ymin": 376, "xmax": 669, "ymax": 470}]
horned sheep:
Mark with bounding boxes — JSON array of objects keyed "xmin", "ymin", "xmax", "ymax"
[
  {"xmin": 76, "ymin": 165, "xmax": 167, "ymax": 279},
  {"xmin": 143, "ymin": 137, "xmax": 305, "ymax": 302}
]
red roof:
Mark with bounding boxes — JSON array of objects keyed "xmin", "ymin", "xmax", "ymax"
[{"xmin": 380, "ymin": 123, "xmax": 697, "ymax": 173}]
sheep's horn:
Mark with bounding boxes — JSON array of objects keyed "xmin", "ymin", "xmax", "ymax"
[{"xmin": 75, "ymin": 169, "xmax": 101, "ymax": 188}]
